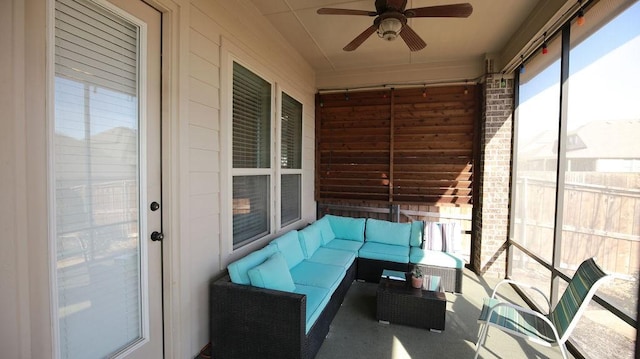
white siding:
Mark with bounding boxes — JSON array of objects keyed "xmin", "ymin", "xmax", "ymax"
[
  {"xmin": 3, "ymin": 0, "xmax": 316, "ymax": 358},
  {"xmin": 185, "ymin": 0, "xmax": 316, "ymax": 351}
]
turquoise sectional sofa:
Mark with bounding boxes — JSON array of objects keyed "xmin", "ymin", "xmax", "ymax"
[{"xmin": 209, "ymin": 214, "xmax": 464, "ymax": 359}]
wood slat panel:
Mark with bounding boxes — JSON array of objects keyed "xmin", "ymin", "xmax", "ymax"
[{"xmin": 316, "ymin": 85, "xmax": 478, "ymax": 205}]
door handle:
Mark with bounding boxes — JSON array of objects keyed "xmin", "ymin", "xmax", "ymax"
[{"xmin": 150, "ymin": 231, "xmax": 164, "ymax": 241}]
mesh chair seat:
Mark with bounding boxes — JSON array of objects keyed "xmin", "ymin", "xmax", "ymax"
[{"xmin": 479, "ymin": 298, "xmax": 557, "ymax": 345}]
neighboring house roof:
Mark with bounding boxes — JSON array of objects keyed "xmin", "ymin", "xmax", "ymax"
[{"xmin": 519, "ymin": 119, "xmax": 640, "ymax": 160}]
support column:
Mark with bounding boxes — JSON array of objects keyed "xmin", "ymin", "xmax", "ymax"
[{"xmin": 473, "ymin": 74, "xmax": 514, "ymax": 277}]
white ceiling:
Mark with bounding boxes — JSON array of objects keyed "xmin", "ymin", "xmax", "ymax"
[{"xmin": 250, "ymin": 0, "xmax": 545, "ymax": 78}]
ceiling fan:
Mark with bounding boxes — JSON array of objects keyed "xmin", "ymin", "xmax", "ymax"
[{"xmin": 317, "ymin": 0, "xmax": 473, "ymax": 52}]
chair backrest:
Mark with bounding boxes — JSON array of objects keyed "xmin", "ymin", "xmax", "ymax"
[{"xmin": 549, "ymin": 258, "xmax": 610, "ymax": 343}]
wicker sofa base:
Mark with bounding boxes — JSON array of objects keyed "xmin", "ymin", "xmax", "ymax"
[
  {"xmin": 413, "ymin": 263, "xmax": 463, "ymax": 294},
  {"xmin": 210, "ymin": 261, "xmax": 356, "ymax": 359}
]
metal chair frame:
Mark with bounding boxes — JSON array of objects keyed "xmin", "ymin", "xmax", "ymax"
[{"xmin": 474, "ymin": 258, "xmax": 611, "ymax": 359}]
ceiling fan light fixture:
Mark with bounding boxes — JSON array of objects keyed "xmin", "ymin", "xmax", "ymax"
[{"xmin": 378, "ymin": 17, "xmax": 402, "ymax": 41}]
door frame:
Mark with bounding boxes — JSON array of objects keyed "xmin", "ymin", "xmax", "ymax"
[
  {"xmin": 44, "ymin": 0, "xmax": 186, "ymax": 357},
  {"xmin": 144, "ymin": 0, "xmax": 184, "ymax": 357}
]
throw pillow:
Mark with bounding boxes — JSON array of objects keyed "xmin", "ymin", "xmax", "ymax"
[{"xmin": 247, "ymin": 252, "xmax": 296, "ymax": 292}]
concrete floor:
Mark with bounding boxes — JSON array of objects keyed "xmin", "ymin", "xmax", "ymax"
[
  {"xmin": 315, "ymin": 269, "xmax": 573, "ymax": 359},
  {"xmin": 198, "ymin": 268, "xmax": 575, "ymax": 359}
]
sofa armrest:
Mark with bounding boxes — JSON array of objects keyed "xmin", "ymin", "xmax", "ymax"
[{"xmin": 210, "ymin": 275, "xmax": 306, "ymax": 359}]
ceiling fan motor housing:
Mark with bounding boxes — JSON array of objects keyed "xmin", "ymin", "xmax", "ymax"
[{"xmin": 376, "ymin": 12, "xmax": 406, "ymax": 41}]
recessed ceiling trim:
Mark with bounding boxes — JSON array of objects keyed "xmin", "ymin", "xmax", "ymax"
[{"xmin": 283, "ymin": 0, "xmax": 337, "ymax": 70}]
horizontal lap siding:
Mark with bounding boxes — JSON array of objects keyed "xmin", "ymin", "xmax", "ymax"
[{"xmin": 316, "ymin": 86, "xmax": 478, "ymax": 206}]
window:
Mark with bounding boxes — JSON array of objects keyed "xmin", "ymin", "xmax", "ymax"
[
  {"xmin": 230, "ymin": 61, "xmax": 304, "ymax": 248},
  {"xmin": 232, "ymin": 62, "xmax": 271, "ymax": 247},
  {"xmin": 280, "ymin": 93, "xmax": 302, "ymax": 226},
  {"xmin": 511, "ymin": 1, "xmax": 639, "ymax": 358}
]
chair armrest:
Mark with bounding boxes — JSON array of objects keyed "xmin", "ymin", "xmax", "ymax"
[{"xmin": 491, "ymin": 279, "xmax": 551, "ymax": 313}]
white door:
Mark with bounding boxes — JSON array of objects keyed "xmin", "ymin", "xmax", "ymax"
[{"xmin": 52, "ymin": 0, "xmax": 163, "ymax": 357}]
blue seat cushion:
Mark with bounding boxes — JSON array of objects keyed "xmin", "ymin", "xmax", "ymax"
[
  {"xmin": 326, "ymin": 215, "xmax": 366, "ymax": 242},
  {"xmin": 358, "ymin": 242, "xmax": 410, "ymax": 263},
  {"xmin": 315, "ymin": 216, "xmax": 336, "ymax": 245},
  {"xmin": 290, "ymin": 261, "xmax": 345, "ymax": 291},
  {"xmin": 410, "ymin": 247, "xmax": 465, "ymax": 269},
  {"xmin": 322, "ymin": 238, "xmax": 364, "ymax": 254},
  {"xmin": 410, "ymin": 220, "xmax": 424, "ymax": 247},
  {"xmin": 247, "ymin": 252, "xmax": 296, "ymax": 292},
  {"xmin": 270, "ymin": 230, "xmax": 305, "ymax": 269},
  {"xmin": 307, "ymin": 247, "xmax": 356, "ymax": 269},
  {"xmin": 298, "ymin": 225, "xmax": 323, "ymax": 258},
  {"xmin": 227, "ymin": 243, "xmax": 278, "ymax": 285},
  {"xmin": 294, "ymin": 284, "xmax": 331, "ymax": 334},
  {"xmin": 365, "ymin": 218, "xmax": 411, "ymax": 247}
]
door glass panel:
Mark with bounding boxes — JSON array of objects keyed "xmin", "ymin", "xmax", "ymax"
[{"xmin": 54, "ymin": 0, "xmax": 143, "ymax": 357}]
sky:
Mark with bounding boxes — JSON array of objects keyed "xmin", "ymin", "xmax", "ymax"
[{"xmin": 518, "ymin": 1, "xmax": 640, "ymax": 144}]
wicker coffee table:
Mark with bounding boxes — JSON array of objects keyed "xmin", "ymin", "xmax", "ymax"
[{"xmin": 376, "ymin": 271, "xmax": 446, "ymax": 332}]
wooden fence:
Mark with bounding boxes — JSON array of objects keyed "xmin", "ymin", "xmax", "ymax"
[{"xmin": 513, "ymin": 173, "xmax": 640, "ymax": 276}]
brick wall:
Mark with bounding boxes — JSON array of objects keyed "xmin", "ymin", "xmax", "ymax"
[{"xmin": 472, "ymin": 74, "xmax": 513, "ymax": 277}]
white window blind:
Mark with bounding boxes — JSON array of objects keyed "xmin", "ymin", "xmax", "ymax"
[
  {"xmin": 233, "ymin": 176, "xmax": 270, "ymax": 246},
  {"xmin": 54, "ymin": 0, "xmax": 142, "ymax": 358},
  {"xmin": 55, "ymin": 0, "xmax": 137, "ymax": 96},
  {"xmin": 280, "ymin": 92, "xmax": 302, "ymax": 225},
  {"xmin": 280, "ymin": 93, "xmax": 302, "ymax": 169},
  {"xmin": 232, "ymin": 62, "xmax": 271, "ymax": 169},
  {"xmin": 281, "ymin": 174, "xmax": 301, "ymax": 226}
]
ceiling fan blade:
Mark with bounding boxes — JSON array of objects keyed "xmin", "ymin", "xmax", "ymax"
[
  {"xmin": 405, "ymin": 3, "xmax": 473, "ymax": 18},
  {"xmin": 399, "ymin": 24, "xmax": 427, "ymax": 51},
  {"xmin": 344, "ymin": 25, "xmax": 378, "ymax": 51},
  {"xmin": 317, "ymin": 8, "xmax": 377, "ymax": 16}
]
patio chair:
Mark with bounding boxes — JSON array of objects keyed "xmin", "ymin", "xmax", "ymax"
[{"xmin": 474, "ymin": 257, "xmax": 611, "ymax": 359}]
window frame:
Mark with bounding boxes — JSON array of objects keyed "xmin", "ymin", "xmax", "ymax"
[
  {"xmin": 220, "ymin": 45, "xmax": 305, "ymax": 256},
  {"xmin": 278, "ymin": 92, "xmax": 303, "ymax": 227}
]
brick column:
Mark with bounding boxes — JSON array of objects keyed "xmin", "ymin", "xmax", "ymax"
[{"xmin": 472, "ymin": 74, "xmax": 513, "ymax": 277}]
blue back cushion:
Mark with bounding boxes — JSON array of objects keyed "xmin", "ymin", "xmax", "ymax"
[
  {"xmin": 298, "ymin": 225, "xmax": 323, "ymax": 258},
  {"xmin": 410, "ymin": 220, "xmax": 424, "ymax": 247},
  {"xmin": 315, "ymin": 216, "xmax": 336, "ymax": 245},
  {"xmin": 365, "ymin": 218, "xmax": 411, "ymax": 247},
  {"xmin": 227, "ymin": 244, "xmax": 278, "ymax": 285},
  {"xmin": 247, "ymin": 252, "xmax": 296, "ymax": 292},
  {"xmin": 271, "ymin": 230, "xmax": 305, "ymax": 269},
  {"xmin": 326, "ymin": 215, "xmax": 365, "ymax": 242}
]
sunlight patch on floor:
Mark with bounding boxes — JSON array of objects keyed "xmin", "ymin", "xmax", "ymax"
[{"xmin": 391, "ymin": 336, "xmax": 411, "ymax": 359}]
